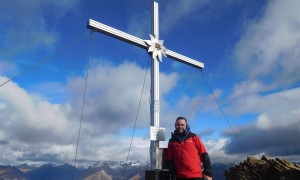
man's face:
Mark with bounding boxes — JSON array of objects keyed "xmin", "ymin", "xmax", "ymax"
[{"xmin": 175, "ymin": 119, "xmax": 186, "ymax": 134}]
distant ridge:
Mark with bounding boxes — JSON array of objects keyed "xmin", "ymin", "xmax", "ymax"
[
  {"xmin": 0, "ymin": 161, "xmax": 230, "ymax": 179},
  {"xmin": 0, "ymin": 165, "xmax": 27, "ymax": 179},
  {"xmin": 0, "ymin": 161, "xmax": 148, "ymax": 180}
]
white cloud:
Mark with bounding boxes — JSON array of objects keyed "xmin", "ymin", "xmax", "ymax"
[
  {"xmin": 0, "ymin": 76, "xmax": 78, "ymax": 165},
  {"xmin": 67, "ymin": 61, "xmax": 179, "ymax": 135},
  {"xmin": 223, "ymin": 87, "xmax": 300, "ymax": 158},
  {"xmin": 234, "ymin": 0, "xmax": 300, "ymax": 87},
  {"xmin": 0, "ymin": 60, "xmax": 181, "ymax": 165},
  {"xmin": 75, "ymin": 135, "xmax": 150, "ymax": 162},
  {"xmin": 256, "ymin": 113, "xmax": 271, "ymax": 130},
  {"xmin": 229, "ymin": 80, "xmax": 271, "ymax": 100},
  {"xmin": 167, "ymin": 88, "xmax": 222, "ymax": 118},
  {"xmin": 0, "ymin": 76, "xmax": 74, "ymax": 145},
  {"xmin": 28, "ymin": 82, "xmax": 67, "ymax": 103},
  {"xmin": 205, "ymin": 139, "xmax": 243, "ymax": 163},
  {"xmin": 229, "ymin": 84, "xmax": 300, "ymax": 117},
  {"xmin": 223, "ymin": 1, "xmax": 300, "ymax": 155}
]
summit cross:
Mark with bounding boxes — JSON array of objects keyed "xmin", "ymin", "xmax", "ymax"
[{"xmin": 87, "ymin": 1, "xmax": 204, "ymax": 170}]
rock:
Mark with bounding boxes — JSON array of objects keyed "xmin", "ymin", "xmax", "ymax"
[{"xmin": 225, "ymin": 156, "xmax": 300, "ymax": 180}]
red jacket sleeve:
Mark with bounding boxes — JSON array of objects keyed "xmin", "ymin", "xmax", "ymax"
[{"xmin": 194, "ymin": 135, "xmax": 207, "ymax": 156}]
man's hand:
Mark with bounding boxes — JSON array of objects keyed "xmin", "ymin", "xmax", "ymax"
[{"xmin": 204, "ymin": 175, "xmax": 212, "ymax": 180}]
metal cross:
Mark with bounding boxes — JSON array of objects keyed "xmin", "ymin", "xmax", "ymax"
[{"xmin": 87, "ymin": 1, "xmax": 204, "ymax": 170}]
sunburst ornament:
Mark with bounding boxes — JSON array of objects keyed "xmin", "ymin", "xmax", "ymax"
[{"xmin": 145, "ymin": 34, "xmax": 167, "ymax": 62}]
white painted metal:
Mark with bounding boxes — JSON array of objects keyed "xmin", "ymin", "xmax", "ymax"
[
  {"xmin": 88, "ymin": 19, "xmax": 148, "ymax": 49},
  {"xmin": 150, "ymin": 126, "xmax": 165, "ymax": 141},
  {"xmin": 166, "ymin": 49, "xmax": 204, "ymax": 69},
  {"xmin": 145, "ymin": 34, "xmax": 167, "ymax": 62},
  {"xmin": 87, "ymin": 19, "xmax": 204, "ymax": 69},
  {"xmin": 150, "ymin": 2, "xmax": 160, "ymax": 170}
]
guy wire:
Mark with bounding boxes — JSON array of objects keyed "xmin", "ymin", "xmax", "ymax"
[
  {"xmin": 145, "ymin": 0, "xmax": 153, "ymax": 14},
  {"xmin": 122, "ymin": 55, "xmax": 150, "ymax": 179},
  {"xmin": 199, "ymin": 69, "xmax": 243, "ymax": 150},
  {"xmin": 0, "ymin": 34, "xmax": 87, "ymax": 88},
  {"xmin": 72, "ymin": 31, "xmax": 94, "ymax": 179}
]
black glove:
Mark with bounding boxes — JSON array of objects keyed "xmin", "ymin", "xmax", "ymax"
[{"xmin": 167, "ymin": 160, "xmax": 176, "ymax": 178}]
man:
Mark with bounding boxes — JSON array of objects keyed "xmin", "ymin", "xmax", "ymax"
[{"xmin": 167, "ymin": 117, "xmax": 212, "ymax": 180}]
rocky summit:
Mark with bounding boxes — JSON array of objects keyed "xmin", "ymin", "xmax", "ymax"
[{"xmin": 225, "ymin": 155, "xmax": 300, "ymax": 180}]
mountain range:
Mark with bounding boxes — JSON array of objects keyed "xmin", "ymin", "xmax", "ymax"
[{"xmin": 0, "ymin": 161, "xmax": 228, "ymax": 180}]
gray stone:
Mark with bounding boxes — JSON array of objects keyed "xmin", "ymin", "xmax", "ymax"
[{"xmin": 225, "ymin": 156, "xmax": 300, "ymax": 180}]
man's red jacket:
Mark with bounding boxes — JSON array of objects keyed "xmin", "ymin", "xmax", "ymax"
[{"xmin": 167, "ymin": 130, "xmax": 211, "ymax": 178}]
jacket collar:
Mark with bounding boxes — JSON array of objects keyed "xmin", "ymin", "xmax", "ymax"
[{"xmin": 172, "ymin": 124, "xmax": 191, "ymax": 142}]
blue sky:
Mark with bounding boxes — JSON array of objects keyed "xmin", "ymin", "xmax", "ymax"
[{"xmin": 1, "ymin": 0, "xmax": 300, "ymax": 166}]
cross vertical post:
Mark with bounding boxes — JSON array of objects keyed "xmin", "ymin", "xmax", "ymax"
[{"xmin": 150, "ymin": 1, "xmax": 159, "ymax": 170}]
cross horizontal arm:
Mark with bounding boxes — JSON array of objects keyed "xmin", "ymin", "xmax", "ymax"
[
  {"xmin": 166, "ymin": 50, "xmax": 204, "ymax": 69},
  {"xmin": 87, "ymin": 19, "xmax": 204, "ymax": 69},
  {"xmin": 87, "ymin": 19, "xmax": 148, "ymax": 49}
]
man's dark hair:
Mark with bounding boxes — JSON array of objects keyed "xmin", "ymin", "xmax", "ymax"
[{"xmin": 176, "ymin": 116, "xmax": 187, "ymax": 123}]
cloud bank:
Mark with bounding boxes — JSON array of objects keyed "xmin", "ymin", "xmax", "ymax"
[
  {"xmin": 223, "ymin": 0, "xmax": 300, "ymax": 161},
  {"xmin": 0, "ymin": 61, "xmax": 179, "ymax": 165}
]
